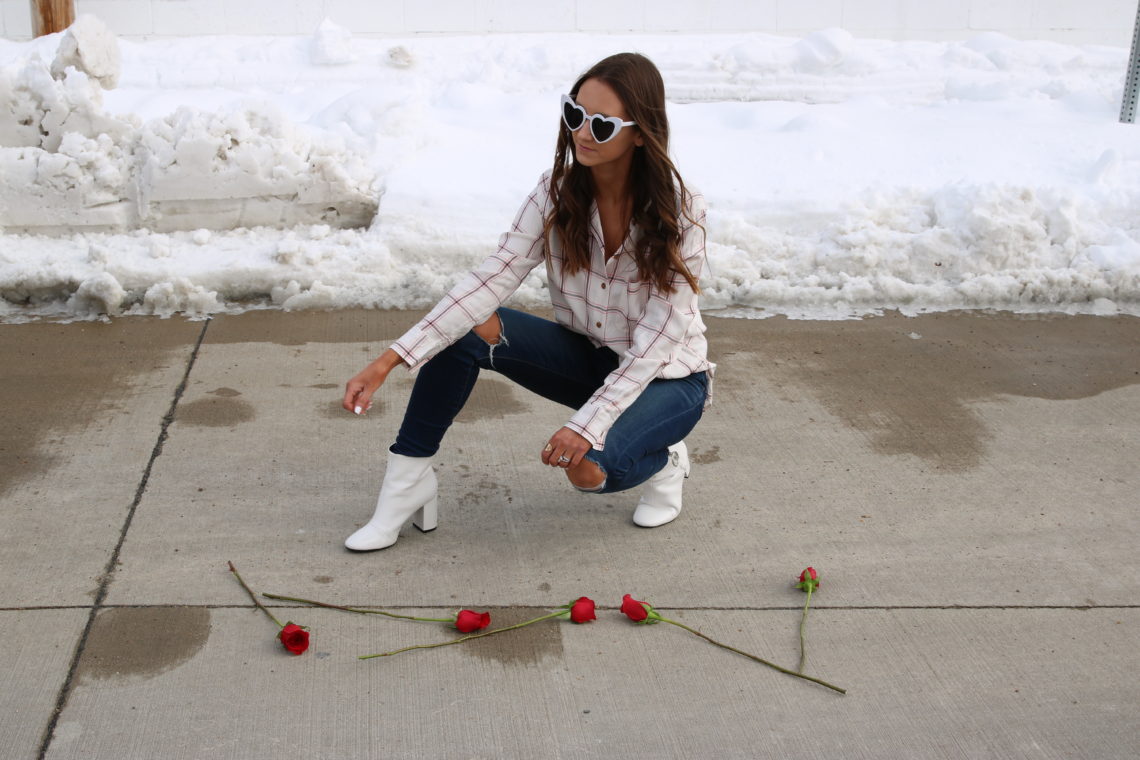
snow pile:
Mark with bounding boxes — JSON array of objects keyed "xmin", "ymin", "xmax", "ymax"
[
  {"xmin": 135, "ymin": 104, "xmax": 377, "ymax": 231},
  {"xmin": 0, "ymin": 47, "xmax": 136, "ymax": 230},
  {"xmin": 0, "ymin": 27, "xmax": 1137, "ymax": 321},
  {"xmin": 51, "ymin": 14, "xmax": 121, "ymax": 88},
  {"xmin": 700, "ymin": 182, "xmax": 1139, "ymax": 317},
  {"xmin": 0, "ymin": 16, "xmax": 379, "ymax": 235},
  {"xmin": 310, "ymin": 19, "xmax": 357, "ymax": 66}
]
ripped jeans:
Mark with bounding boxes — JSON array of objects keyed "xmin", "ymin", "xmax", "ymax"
[{"xmin": 391, "ymin": 307, "xmax": 708, "ymax": 494}]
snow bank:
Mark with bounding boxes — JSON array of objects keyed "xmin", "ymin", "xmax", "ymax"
[
  {"xmin": 0, "ymin": 16, "xmax": 379, "ymax": 236},
  {"xmin": 51, "ymin": 14, "xmax": 121, "ymax": 89},
  {"xmin": 0, "ymin": 27, "xmax": 1137, "ymax": 321},
  {"xmin": 134, "ymin": 104, "xmax": 377, "ymax": 231}
]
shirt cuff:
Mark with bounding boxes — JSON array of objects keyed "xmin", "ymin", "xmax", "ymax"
[
  {"xmin": 390, "ymin": 335, "xmax": 429, "ymax": 373},
  {"xmin": 565, "ymin": 408, "xmax": 611, "ymax": 451}
]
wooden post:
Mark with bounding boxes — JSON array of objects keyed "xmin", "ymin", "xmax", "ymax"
[{"xmin": 30, "ymin": 0, "xmax": 75, "ymax": 37}]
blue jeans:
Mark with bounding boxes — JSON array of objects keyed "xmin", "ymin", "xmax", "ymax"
[{"xmin": 392, "ymin": 308, "xmax": 708, "ymax": 494}]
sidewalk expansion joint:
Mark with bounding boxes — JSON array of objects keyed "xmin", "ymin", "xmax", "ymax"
[
  {"xmin": 35, "ymin": 317, "xmax": 211, "ymax": 760},
  {"xmin": 5, "ymin": 603, "xmax": 1137, "ymax": 614}
]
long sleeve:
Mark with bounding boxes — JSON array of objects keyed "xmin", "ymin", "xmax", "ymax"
[{"xmin": 390, "ymin": 176, "xmax": 551, "ymax": 370}]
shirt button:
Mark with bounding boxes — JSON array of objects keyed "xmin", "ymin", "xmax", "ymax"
[
  {"xmin": 595, "ymin": 321, "xmax": 602, "ymax": 328},
  {"xmin": 600, "ymin": 282, "xmax": 607, "ymax": 289}
]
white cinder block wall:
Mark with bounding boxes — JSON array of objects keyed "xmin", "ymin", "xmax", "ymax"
[{"xmin": 1, "ymin": 0, "xmax": 1137, "ymax": 45}]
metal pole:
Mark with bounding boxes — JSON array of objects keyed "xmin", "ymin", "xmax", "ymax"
[
  {"xmin": 1122, "ymin": 1, "xmax": 1140, "ymax": 123},
  {"xmin": 30, "ymin": 0, "xmax": 75, "ymax": 37}
]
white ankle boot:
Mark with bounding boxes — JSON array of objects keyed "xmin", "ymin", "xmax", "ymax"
[
  {"xmin": 345, "ymin": 452, "xmax": 438, "ymax": 551},
  {"xmin": 633, "ymin": 441, "xmax": 690, "ymax": 528}
]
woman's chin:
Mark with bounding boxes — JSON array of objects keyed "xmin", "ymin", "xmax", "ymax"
[{"xmin": 573, "ymin": 147, "xmax": 601, "ymax": 165}]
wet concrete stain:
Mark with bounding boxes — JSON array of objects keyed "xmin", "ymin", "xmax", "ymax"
[
  {"xmin": 0, "ymin": 319, "xmax": 201, "ymax": 499},
  {"xmin": 309, "ymin": 383, "xmax": 338, "ymax": 390},
  {"xmin": 318, "ymin": 393, "xmax": 385, "ymax": 420},
  {"xmin": 691, "ymin": 445, "xmax": 722, "ymax": 464},
  {"xmin": 176, "ymin": 396, "xmax": 255, "ymax": 427},
  {"xmin": 463, "ymin": 607, "xmax": 564, "ymax": 666},
  {"xmin": 313, "ymin": 575, "xmax": 334, "ymax": 584},
  {"xmin": 708, "ymin": 312, "xmax": 1140, "ymax": 472},
  {"xmin": 76, "ymin": 607, "xmax": 211, "ymax": 683},
  {"xmin": 207, "ymin": 387, "xmax": 242, "ymax": 397},
  {"xmin": 454, "ymin": 377, "xmax": 529, "ymax": 423},
  {"xmin": 457, "ymin": 476, "xmax": 513, "ymax": 506}
]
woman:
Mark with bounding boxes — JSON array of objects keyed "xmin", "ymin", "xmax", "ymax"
[{"xmin": 342, "ymin": 52, "xmax": 713, "ymax": 551}]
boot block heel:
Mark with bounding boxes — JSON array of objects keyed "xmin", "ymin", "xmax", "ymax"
[{"xmin": 413, "ymin": 495, "xmax": 439, "ymax": 533}]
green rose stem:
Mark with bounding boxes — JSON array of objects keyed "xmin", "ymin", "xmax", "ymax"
[
  {"xmin": 653, "ymin": 613, "xmax": 845, "ymax": 695},
  {"xmin": 360, "ymin": 610, "xmax": 569, "ymax": 659},
  {"xmin": 798, "ymin": 582, "xmax": 814, "ymax": 673},
  {"xmin": 794, "ymin": 567, "xmax": 821, "ymax": 675},
  {"xmin": 262, "ymin": 592, "xmax": 455, "ymax": 624},
  {"xmin": 227, "ymin": 561, "xmax": 284, "ymax": 629}
]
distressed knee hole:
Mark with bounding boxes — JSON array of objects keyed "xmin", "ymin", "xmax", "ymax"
[
  {"xmin": 568, "ymin": 459, "xmax": 606, "ymax": 492},
  {"xmin": 473, "ymin": 314, "xmax": 502, "ymax": 345}
]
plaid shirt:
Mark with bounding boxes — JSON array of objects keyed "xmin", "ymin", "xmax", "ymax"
[{"xmin": 392, "ymin": 171, "xmax": 713, "ymax": 449}]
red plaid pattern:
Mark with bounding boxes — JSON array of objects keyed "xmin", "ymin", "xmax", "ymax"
[{"xmin": 392, "ymin": 171, "xmax": 713, "ymax": 449}]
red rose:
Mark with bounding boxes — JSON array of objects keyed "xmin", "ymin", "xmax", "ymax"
[
  {"xmin": 569, "ymin": 596, "xmax": 596, "ymax": 623},
  {"xmin": 620, "ymin": 594, "xmax": 650, "ymax": 622},
  {"xmin": 279, "ymin": 623, "xmax": 309, "ymax": 655},
  {"xmin": 796, "ymin": 567, "xmax": 820, "ymax": 592},
  {"xmin": 455, "ymin": 609, "xmax": 491, "ymax": 633}
]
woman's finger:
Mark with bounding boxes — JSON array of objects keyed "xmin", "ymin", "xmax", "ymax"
[
  {"xmin": 342, "ymin": 385, "xmax": 360, "ymax": 413},
  {"xmin": 344, "ymin": 383, "xmax": 375, "ymax": 415}
]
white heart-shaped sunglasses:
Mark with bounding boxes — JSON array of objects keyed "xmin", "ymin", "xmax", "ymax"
[{"xmin": 561, "ymin": 94, "xmax": 636, "ymax": 144}]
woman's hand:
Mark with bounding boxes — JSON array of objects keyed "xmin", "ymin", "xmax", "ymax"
[
  {"xmin": 542, "ymin": 427, "xmax": 592, "ymax": 468},
  {"xmin": 343, "ymin": 349, "xmax": 405, "ymax": 415}
]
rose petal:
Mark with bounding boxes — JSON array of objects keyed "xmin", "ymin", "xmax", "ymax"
[
  {"xmin": 279, "ymin": 623, "xmax": 310, "ymax": 655},
  {"xmin": 569, "ymin": 596, "xmax": 596, "ymax": 623},
  {"xmin": 455, "ymin": 609, "xmax": 492, "ymax": 633},
  {"xmin": 620, "ymin": 594, "xmax": 649, "ymax": 622}
]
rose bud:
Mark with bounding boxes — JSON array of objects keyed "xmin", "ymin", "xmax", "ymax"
[
  {"xmin": 796, "ymin": 567, "xmax": 820, "ymax": 592},
  {"xmin": 454, "ymin": 609, "xmax": 492, "ymax": 633},
  {"xmin": 279, "ymin": 622, "xmax": 310, "ymax": 655},
  {"xmin": 620, "ymin": 594, "xmax": 651, "ymax": 622},
  {"xmin": 569, "ymin": 596, "xmax": 596, "ymax": 623}
]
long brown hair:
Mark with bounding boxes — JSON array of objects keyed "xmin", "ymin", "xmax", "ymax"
[{"xmin": 544, "ymin": 53, "xmax": 701, "ymax": 294}]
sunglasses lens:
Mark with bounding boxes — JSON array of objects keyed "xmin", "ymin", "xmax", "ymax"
[
  {"xmin": 591, "ymin": 118, "xmax": 616, "ymax": 143},
  {"xmin": 562, "ymin": 101, "xmax": 584, "ymax": 130}
]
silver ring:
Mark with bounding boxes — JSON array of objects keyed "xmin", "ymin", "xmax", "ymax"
[{"xmin": 557, "ymin": 455, "xmax": 571, "ymax": 464}]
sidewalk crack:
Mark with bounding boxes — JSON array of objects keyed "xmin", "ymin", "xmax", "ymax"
[{"xmin": 36, "ymin": 317, "xmax": 211, "ymax": 760}]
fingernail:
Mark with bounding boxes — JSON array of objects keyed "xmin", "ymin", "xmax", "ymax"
[{"xmin": 354, "ymin": 406, "xmax": 362, "ymax": 415}]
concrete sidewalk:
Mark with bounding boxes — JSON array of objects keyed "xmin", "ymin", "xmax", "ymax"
[{"xmin": 2, "ymin": 309, "xmax": 1138, "ymax": 759}]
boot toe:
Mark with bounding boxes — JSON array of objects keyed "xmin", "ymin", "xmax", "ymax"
[
  {"xmin": 632, "ymin": 501, "xmax": 681, "ymax": 528},
  {"xmin": 344, "ymin": 523, "xmax": 398, "ymax": 552}
]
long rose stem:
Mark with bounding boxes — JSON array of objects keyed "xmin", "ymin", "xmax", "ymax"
[
  {"xmin": 227, "ymin": 561, "xmax": 283, "ymax": 629},
  {"xmin": 360, "ymin": 610, "xmax": 567, "ymax": 659},
  {"xmin": 798, "ymin": 585, "xmax": 813, "ymax": 673},
  {"xmin": 658, "ymin": 616, "xmax": 845, "ymax": 694},
  {"xmin": 262, "ymin": 592, "xmax": 452, "ymax": 623}
]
